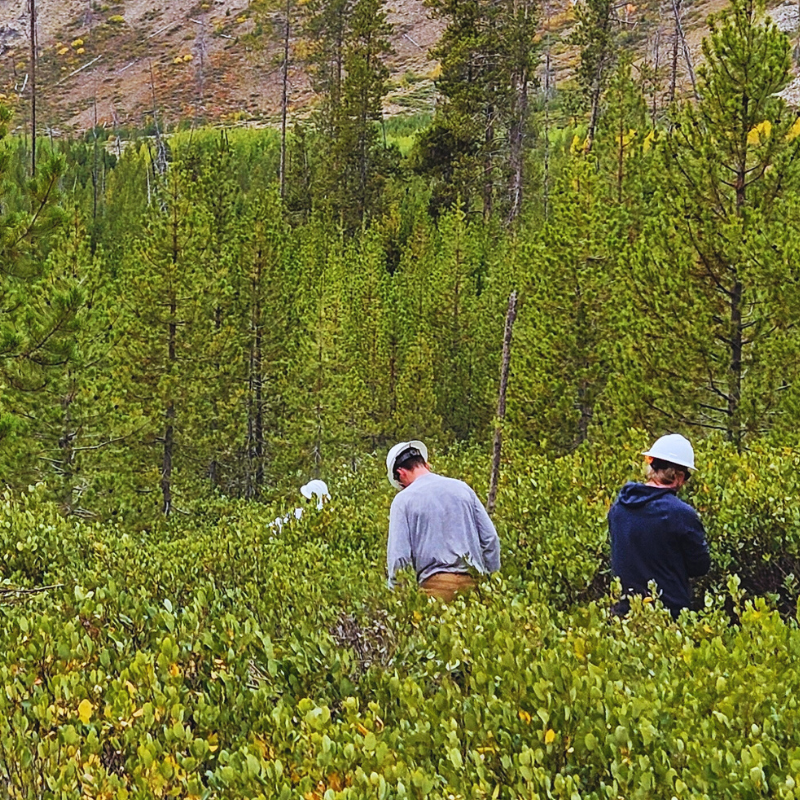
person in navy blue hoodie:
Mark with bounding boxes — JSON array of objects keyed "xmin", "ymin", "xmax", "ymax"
[{"xmin": 608, "ymin": 434, "xmax": 710, "ymax": 619}]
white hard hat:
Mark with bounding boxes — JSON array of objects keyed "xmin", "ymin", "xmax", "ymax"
[
  {"xmin": 300, "ymin": 480, "xmax": 330, "ymax": 509},
  {"xmin": 386, "ymin": 440, "xmax": 428, "ymax": 489},
  {"xmin": 300, "ymin": 479, "xmax": 329, "ymax": 500},
  {"xmin": 642, "ymin": 434, "xmax": 696, "ymax": 471}
]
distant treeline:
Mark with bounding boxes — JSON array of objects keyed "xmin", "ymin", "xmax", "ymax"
[{"xmin": 1, "ymin": 0, "xmax": 799, "ymax": 519}]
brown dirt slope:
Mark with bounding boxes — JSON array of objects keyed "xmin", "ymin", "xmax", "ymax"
[
  {"xmin": 0, "ymin": 0, "xmax": 797, "ymax": 135},
  {"xmin": 0, "ymin": 0, "xmax": 442, "ymax": 133}
]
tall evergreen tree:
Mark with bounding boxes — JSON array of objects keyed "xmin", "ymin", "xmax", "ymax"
[
  {"xmin": 636, "ymin": 0, "xmax": 800, "ymax": 447},
  {"xmin": 508, "ymin": 162, "xmax": 617, "ymax": 450},
  {"xmin": 430, "ymin": 206, "xmax": 493, "ymax": 438},
  {"xmin": 235, "ymin": 192, "xmax": 296, "ymax": 494},
  {"xmin": 415, "ymin": 0, "xmax": 539, "ymax": 219},
  {"xmin": 118, "ymin": 166, "xmax": 212, "ymax": 515},
  {"xmin": 0, "ymin": 104, "xmax": 87, "ymax": 462},
  {"xmin": 571, "ymin": 0, "xmax": 618, "ymax": 151}
]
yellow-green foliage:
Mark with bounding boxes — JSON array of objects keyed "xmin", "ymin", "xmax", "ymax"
[{"xmin": 0, "ymin": 438, "xmax": 799, "ymax": 795}]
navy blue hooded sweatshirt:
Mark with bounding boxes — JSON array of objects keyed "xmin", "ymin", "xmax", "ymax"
[{"xmin": 608, "ymin": 483, "xmax": 710, "ymax": 617}]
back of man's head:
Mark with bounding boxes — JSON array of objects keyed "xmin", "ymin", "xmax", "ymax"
[{"xmin": 393, "ymin": 447, "xmax": 426, "ymax": 482}]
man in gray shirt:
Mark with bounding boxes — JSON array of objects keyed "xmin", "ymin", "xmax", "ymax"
[{"xmin": 386, "ymin": 440, "xmax": 501, "ymax": 601}]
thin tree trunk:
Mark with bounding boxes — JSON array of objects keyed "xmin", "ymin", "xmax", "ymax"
[
  {"xmin": 29, "ymin": 0, "xmax": 36, "ymax": 176},
  {"xmin": 162, "ymin": 288, "xmax": 177, "ymax": 515},
  {"xmin": 576, "ymin": 296, "xmax": 592, "ymax": 444},
  {"xmin": 651, "ymin": 28, "xmax": 661, "ymax": 123},
  {"xmin": 92, "ymin": 95, "xmax": 98, "ymax": 246},
  {"xmin": 543, "ymin": 30, "xmax": 552, "ymax": 219},
  {"xmin": 507, "ymin": 68, "xmax": 528, "ymax": 222},
  {"xmin": 59, "ymin": 382, "xmax": 76, "ymax": 513},
  {"xmin": 162, "ymin": 403, "xmax": 174, "ymax": 515},
  {"xmin": 586, "ymin": 81, "xmax": 602, "ymax": 151},
  {"xmin": 253, "ymin": 298, "xmax": 264, "ymax": 492},
  {"xmin": 279, "ymin": 0, "xmax": 290, "ymax": 199},
  {"xmin": 670, "ymin": 0, "xmax": 698, "ymax": 101},
  {"xmin": 208, "ymin": 304, "xmax": 222, "ymax": 488},
  {"xmin": 728, "ymin": 107, "xmax": 747, "ymax": 450},
  {"xmin": 729, "ymin": 278, "xmax": 743, "ymax": 450},
  {"xmin": 617, "ymin": 97, "xmax": 624, "ymax": 202},
  {"xmin": 487, "ymin": 291, "xmax": 518, "ymax": 515},
  {"xmin": 669, "ymin": 0, "xmax": 680, "ymax": 103},
  {"xmin": 162, "ymin": 201, "xmax": 179, "ymax": 515},
  {"xmin": 483, "ymin": 104, "xmax": 494, "ymax": 220}
]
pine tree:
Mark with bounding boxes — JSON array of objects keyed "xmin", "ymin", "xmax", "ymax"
[
  {"xmin": 235, "ymin": 191, "xmax": 295, "ymax": 495},
  {"xmin": 640, "ymin": 0, "xmax": 800, "ymax": 447},
  {"xmin": 7, "ymin": 210, "xmax": 125, "ymax": 514},
  {"xmin": 0, "ymin": 103, "xmax": 88, "ymax": 466},
  {"xmin": 508, "ymin": 161, "xmax": 618, "ymax": 450},
  {"xmin": 429, "ymin": 206, "xmax": 493, "ymax": 438},
  {"xmin": 303, "ymin": 0, "xmax": 395, "ymax": 230},
  {"xmin": 592, "ymin": 59, "xmax": 648, "ymax": 206},
  {"xmin": 571, "ymin": 0, "xmax": 618, "ymax": 151},
  {"xmin": 188, "ymin": 136, "xmax": 246, "ymax": 491},
  {"xmin": 117, "ymin": 165, "xmax": 212, "ymax": 515},
  {"xmin": 282, "ymin": 219, "xmax": 344, "ymax": 475},
  {"xmin": 415, "ymin": 0, "xmax": 540, "ymax": 219}
]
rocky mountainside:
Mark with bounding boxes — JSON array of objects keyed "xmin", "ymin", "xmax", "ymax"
[{"xmin": 0, "ymin": 0, "xmax": 798, "ymax": 135}]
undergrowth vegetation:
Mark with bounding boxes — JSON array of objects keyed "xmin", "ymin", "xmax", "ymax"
[{"xmin": 2, "ymin": 437, "xmax": 800, "ymax": 798}]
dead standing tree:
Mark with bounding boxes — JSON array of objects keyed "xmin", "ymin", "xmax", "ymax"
[
  {"xmin": 29, "ymin": 0, "xmax": 36, "ymax": 176},
  {"xmin": 668, "ymin": 0, "xmax": 699, "ymax": 103},
  {"xmin": 487, "ymin": 291, "xmax": 518, "ymax": 515}
]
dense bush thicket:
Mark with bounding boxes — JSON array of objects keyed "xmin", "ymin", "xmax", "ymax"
[{"xmin": 0, "ymin": 438, "xmax": 799, "ymax": 797}]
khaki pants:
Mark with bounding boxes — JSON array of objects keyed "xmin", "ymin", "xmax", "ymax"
[{"xmin": 420, "ymin": 572, "xmax": 476, "ymax": 602}]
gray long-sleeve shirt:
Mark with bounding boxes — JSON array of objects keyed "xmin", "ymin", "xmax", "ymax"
[{"xmin": 387, "ymin": 472, "xmax": 501, "ymax": 587}]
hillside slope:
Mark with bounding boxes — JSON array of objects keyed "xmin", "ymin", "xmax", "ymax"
[
  {"xmin": 0, "ymin": 0, "xmax": 797, "ymax": 134},
  {"xmin": 0, "ymin": 0, "xmax": 442, "ymax": 133}
]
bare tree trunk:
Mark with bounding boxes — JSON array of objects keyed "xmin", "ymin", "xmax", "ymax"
[
  {"xmin": 195, "ymin": 14, "xmax": 207, "ymax": 124},
  {"xmin": 651, "ymin": 28, "xmax": 661, "ymax": 123},
  {"xmin": 507, "ymin": 69, "xmax": 528, "ymax": 222},
  {"xmin": 483, "ymin": 104, "xmax": 494, "ymax": 220},
  {"xmin": 29, "ymin": 0, "xmax": 36, "ymax": 176},
  {"xmin": 162, "ymin": 316, "xmax": 176, "ymax": 515},
  {"xmin": 543, "ymin": 3, "xmax": 553, "ymax": 220},
  {"xmin": 670, "ymin": 0, "xmax": 698, "ymax": 101},
  {"xmin": 669, "ymin": 0, "xmax": 680, "ymax": 103},
  {"xmin": 487, "ymin": 291, "xmax": 518, "ymax": 515},
  {"xmin": 279, "ymin": 0, "xmax": 290, "ymax": 199}
]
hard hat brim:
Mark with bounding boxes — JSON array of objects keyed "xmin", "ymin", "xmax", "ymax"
[{"xmin": 641, "ymin": 449, "xmax": 696, "ymax": 471}]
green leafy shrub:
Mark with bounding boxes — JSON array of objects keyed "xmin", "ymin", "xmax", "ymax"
[{"xmin": 0, "ymin": 438, "xmax": 798, "ymax": 795}]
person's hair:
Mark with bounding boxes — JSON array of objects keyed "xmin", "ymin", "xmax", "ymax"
[
  {"xmin": 393, "ymin": 447, "xmax": 426, "ymax": 480},
  {"xmin": 646, "ymin": 457, "xmax": 690, "ymax": 485}
]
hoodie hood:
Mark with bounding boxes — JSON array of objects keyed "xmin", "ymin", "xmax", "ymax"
[{"xmin": 615, "ymin": 481, "xmax": 675, "ymax": 508}]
